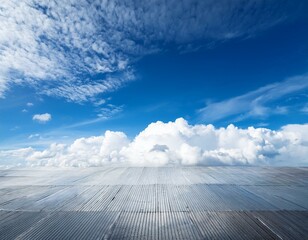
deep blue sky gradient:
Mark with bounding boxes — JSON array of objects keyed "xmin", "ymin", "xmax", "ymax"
[{"xmin": 0, "ymin": 2, "xmax": 308, "ymax": 149}]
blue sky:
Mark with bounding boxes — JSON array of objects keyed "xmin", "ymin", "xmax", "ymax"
[{"xmin": 1, "ymin": 0, "xmax": 308, "ymax": 153}]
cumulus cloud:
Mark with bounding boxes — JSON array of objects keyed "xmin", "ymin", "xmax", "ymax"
[
  {"xmin": 0, "ymin": 147, "xmax": 34, "ymax": 166},
  {"xmin": 1, "ymin": 118, "xmax": 308, "ymax": 167},
  {"xmin": 32, "ymin": 113, "xmax": 52, "ymax": 123},
  {"xmin": 0, "ymin": 0, "xmax": 306, "ymax": 101}
]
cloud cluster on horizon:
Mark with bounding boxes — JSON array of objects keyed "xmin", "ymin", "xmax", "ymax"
[
  {"xmin": 0, "ymin": 0, "xmax": 305, "ymax": 102},
  {"xmin": 1, "ymin": 118, "xmax": 308, "ymax": 167}
]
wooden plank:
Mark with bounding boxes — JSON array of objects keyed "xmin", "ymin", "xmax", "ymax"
[{"xmin": 0, "ymin": 166, "xmax": 307, "ymax": 239}]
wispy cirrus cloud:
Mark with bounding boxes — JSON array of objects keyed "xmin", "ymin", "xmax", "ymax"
[
  {"xmin": 301, "ymin": 104, "xmax": 308, "ymax": 114},
  {"xmin": 63, "ymin": 104, "xmax": 123, "ymax": 129},
  {"xmin": 0, "ymin": 0, "xmax": 305, "ymax": 102},
  {"xmin": 42, "ymin": 71, "xmax": 135, "ymax": 103},
  {"xmin": 198, "ymin": 74, "xmax": 308, "ymax": 122}
]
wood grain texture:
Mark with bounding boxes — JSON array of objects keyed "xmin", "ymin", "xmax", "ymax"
[{"xmin": 0, "ymin": 166, "xmax": 307, "ymax": 239}]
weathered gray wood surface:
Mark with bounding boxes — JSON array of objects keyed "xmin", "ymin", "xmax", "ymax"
[{"xmin": 0, "ymin": 166, "xmax": 307, "ymax": 239}]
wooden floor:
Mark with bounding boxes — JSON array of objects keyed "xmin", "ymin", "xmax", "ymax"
[{"xmin": 0, "ymin": 166, "xmax": 307, "ymax": 239}]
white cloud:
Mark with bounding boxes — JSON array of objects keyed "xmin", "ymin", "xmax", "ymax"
[
  {"xmin": 42, "ymin": 71, "xmax": 135, "ymax": 103},
  {"xmin": 198, "ymin": 74, "xmax": 308, "ymax": 122},
  {"xmin": 32, "ymin": 113, "xmax": 52, "ymax": 123},
  {"xmin": 28, "ymin": 133, "xmax": 41, "ymax": 139},
  {"xmin": 63, "ymin": 105, "xmax": 123, "ymax": 129},
  {"xmin": 0, "ymin": 147, "xmax": 34, "ymax": 166},
  {"xmin": 26, "ymin": 102, "xmax": 34, "ymax": 107},
  {"xmin": 1, "ymin": 118, "xmax": 308, "ymax": 167},
  {"xmin": 94, "ymin": 99, "xmax": 107, "ymax": 106},
  {"xmin": 97, "ymin": 105, "xmax": 123, "ymax": 119},
  {"xmin": 0, "ymin": 0, "xmax": 304, "ymax": 101},
  {"xmin": 301, "ymin": 104, "xmax": 308, "ymax": 114}
]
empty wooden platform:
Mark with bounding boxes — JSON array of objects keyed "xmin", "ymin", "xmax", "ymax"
[{"xmin": 0, "ymin": 166, "xmax": 307, "ymax": 239}]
